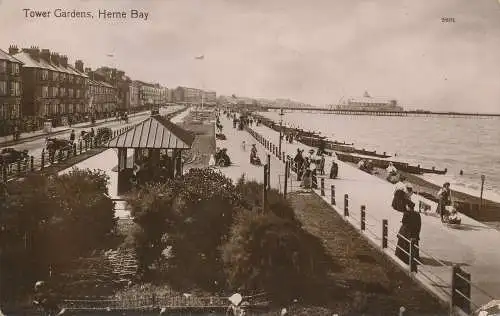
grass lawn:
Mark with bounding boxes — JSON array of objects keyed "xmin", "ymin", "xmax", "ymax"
[{"xmin": 285, "ymin": 191, "xmax": 448, "ymax": 316}]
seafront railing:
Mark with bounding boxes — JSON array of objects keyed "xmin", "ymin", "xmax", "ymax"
[{"xmin": 244, "ymin": 124, "xmax": 496, "ymax": 316}]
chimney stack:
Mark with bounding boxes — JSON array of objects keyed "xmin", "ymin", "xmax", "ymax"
[
  {"xmin": 24, "ymin": 46, "xmax": 40, "ymax": 61},
  {"xmin": 50, "ymin": 52, "xmax": 60, "ymax": 66},
  {"xmin": 60, "ymin": 55, "xmax": 68, "ymax": 67},
  {"xmin": 75, "ymin": 60, "xmax": 84, "ymax": 72},
  {"xmin": 8, "ymin": 45, "xmax": 19, "ymax": 55},
  {"xmin": 40, "ymin": 49, "xmax": 50, "ymax": 62}
]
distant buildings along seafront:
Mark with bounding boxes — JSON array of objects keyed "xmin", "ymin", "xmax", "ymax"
[{"xmin": 0, "ymin": 45, "xmax": 216, "ymax": 137}]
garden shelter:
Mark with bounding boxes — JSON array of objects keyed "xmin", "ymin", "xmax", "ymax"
[{"xmin": 102, "ymin": 113, "xmax": 195, "ymax": 194}]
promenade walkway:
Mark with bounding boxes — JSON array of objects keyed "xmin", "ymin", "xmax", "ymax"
[
  {"xmin": 216, "ymin": 114, "xmax": 500, "ymax": 312},
  {"xmin": 215, "ymin": 115, "xmax": 297, "ymax": 191}
]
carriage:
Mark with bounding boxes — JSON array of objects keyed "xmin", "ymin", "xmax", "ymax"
[
  {"xmin": 215, "ymin": 148, "xmax": 231, "ymax": 167},
  {"xmin": 45, "ymin": 138, "xmax": 74, "ymax": 163},
  {"xmin": 0, "ymin": 148, "xmax": 29, "ymax": 165}
]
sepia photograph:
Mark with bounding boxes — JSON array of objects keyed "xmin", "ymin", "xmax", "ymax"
[{"xmin": 1, "ymin": 0, "xmax": 500, "ymax": 315}]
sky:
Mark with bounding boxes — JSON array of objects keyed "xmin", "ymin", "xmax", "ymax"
[{"xmin": 1, "ymin": 0, "xmax": 500, "ymax": 113}]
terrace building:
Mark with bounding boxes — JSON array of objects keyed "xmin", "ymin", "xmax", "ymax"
[
  {"xmin": 0, "ymin": 48, "xmax": 22, "ymax": 135},
  {"xmin": 10, "ymin": 46, "xmax": 88, "ymax": 126},
  {"xmin": 128, "ymin": 80, "xmax": 140, "ymax": 111},
  {"xmin": 172, "ymin": 86, "xmax": 216, "ymax": 106},
  {"xmin": 136, "ymin": 81, "xmax": 163, "ymax": 109},
  {"xmin": 86, "ymin": 68, "xmax": 118, "ymax": 119}
]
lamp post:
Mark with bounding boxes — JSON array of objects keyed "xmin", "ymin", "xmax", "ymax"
[
  {"xmin": 278, "ymin": 108, "xmax": 284, "ymax": 154},
  {"xmin": 480, "ymin": 175, "xmax": 486, "ymax": 210}
]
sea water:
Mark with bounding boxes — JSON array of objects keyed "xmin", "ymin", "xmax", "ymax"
[{"xmin": 261, "ymin": 111, "xmax": 500, "ymax": 202}]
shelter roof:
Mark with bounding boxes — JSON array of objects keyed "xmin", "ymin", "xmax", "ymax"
[{"xmin": 103, "ymin": 115, "xmax": 195, "ymax": 149}]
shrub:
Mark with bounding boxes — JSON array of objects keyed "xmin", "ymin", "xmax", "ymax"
[
  {"xmin": 222, "ymin": 211, "xmax": 330, "ymax": 303},
  {"xmin": 126, "ymin": 182, "xmax": 177, "ymax": 276},
  {"xmin": 0, "ymin": 169, "xmax": 116, "ymax": 301},
  {"xmin": 49, "ymin": 169, "xmax": 116, "ymax": 257},
  {"xmin": 126, "ymin": 168, "xmax": 245, "ymax": 289},
  {"xmin": 235, "ymin": 177, "xmax": 296, "ymax": 222},
  {"xmin": 167, "ymin": 168, "xmax": 244, "ymax": 289}
]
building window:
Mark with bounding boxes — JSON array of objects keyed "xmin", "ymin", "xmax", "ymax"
[
  {"xmin": 11, "ymin": 63, "xmax": 20, "ymax": 75},
  {"xmin": 0, "ymin": 81, "xmax": 6, "ymax": 95},
  {"xmin": 68, "ymin": 104, "xmax": 73, "ymax": 113},
  {"xmin": 10, "ymin": 81, "xmax": 21, "ymax": 96},
  {"xmin": 0, "ymin": 61, "xmax": 7, "ymax": 73},
  {"xmin": 42, "ymin": 86, "xmax": 49, "ymax": 97},
  {"xmin": 60, "ymin": 87, "xmax": 65, "ymax": 97},
  {"xmin": 68, "ymin": 88, "xmax": 73, "ymax": 98},
  {"xmin": 60, "ymin": 73, "xmax": 66, "ymax": 81},
  {"xmin": 76, "ymin": 89, "xmax": 80, "ymax": 98},
  {"xmin": 51, "ymin": 87, "xmax": 58, "ymax": 97},
  {"xmin": 41, "ymin": 70, "xmax": 49, "ymax": 80},
  {"xmin": 10, "ymin": 103, "xmax": 19, "ymax": 118},
  {"xmin": 52, "ymin": 71, "xmax": 59, "ymax": 81}
]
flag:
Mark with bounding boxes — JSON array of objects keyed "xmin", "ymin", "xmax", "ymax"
[{"xmin": 195, "ymin": 55, "xmax": 204, "ymax": 60}]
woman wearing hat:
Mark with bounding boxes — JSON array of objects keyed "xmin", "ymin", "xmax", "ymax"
[
  {"xmin": 250, "ymin": 144, "xmax": 261, "ymax": 165},
  {"xmin": 293, "ymin": 149, "xmax": 305, "ymax": 180},
  {"xmin": 395, "ymin": 185, "xmax": 421, "ymax": 265},
  {"xmin": 436, "ymin": 182, "xmax": 452, "ymax": 222}
]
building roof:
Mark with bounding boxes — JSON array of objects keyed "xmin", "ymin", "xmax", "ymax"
[
  {"xmin": 0, "ymin": 48, "xmax": 23, "ymax": 63},
  {"xmin": 11, "ymin": 51, "xmax": 88, "ymax": 78},
  {"xmin": 103, "ymin": 115, "xmax": 195, "ymax": 149},
  {"xmin": 11, "ymin": 51, "xmax": 46, "ymax": 68}
]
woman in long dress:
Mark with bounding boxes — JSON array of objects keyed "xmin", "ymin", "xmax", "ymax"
[
  {"xmin": 395, "ymin": 187, "xmax": 422, "ymax": 264},
  {"xmin": 436, "ymin": 182, "xmax": 452, "ymax": 222}
]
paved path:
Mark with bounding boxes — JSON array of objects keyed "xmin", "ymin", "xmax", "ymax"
[
  {"xmin": 215, "ymin": 115, "xmax": 294, "ymax": 192},
  {"xmin": 216, "ymin": 115, "xmax": 500, "ymax": 310}
]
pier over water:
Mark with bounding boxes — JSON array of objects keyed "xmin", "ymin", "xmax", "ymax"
[{"xmin": 264, "ymin": 106, "xmax": 500, "ymax": 118}]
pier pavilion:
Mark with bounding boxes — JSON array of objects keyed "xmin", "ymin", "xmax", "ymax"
[{"xmin": 102, "ymin": 113, "xmax": 195, "ymax": 194}]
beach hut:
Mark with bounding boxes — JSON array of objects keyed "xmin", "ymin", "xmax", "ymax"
[{"xmin": 101, "ymin": 112, "xmax": 195, "ymax": 194}]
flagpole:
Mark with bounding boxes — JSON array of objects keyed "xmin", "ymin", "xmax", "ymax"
[{"xmin": 195, "ymin": 55, "xmax": 205, "ymax": 111}]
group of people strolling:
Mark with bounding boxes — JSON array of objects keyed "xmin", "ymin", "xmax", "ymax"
[{"xmin": 292, "ymin": 148, "xmax": 339, "ymax": 189}]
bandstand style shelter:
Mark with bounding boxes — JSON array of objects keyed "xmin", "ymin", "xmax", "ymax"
[{"xmin": 102, "ymin": 113, "xmax": 195, "ymax": 194}]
